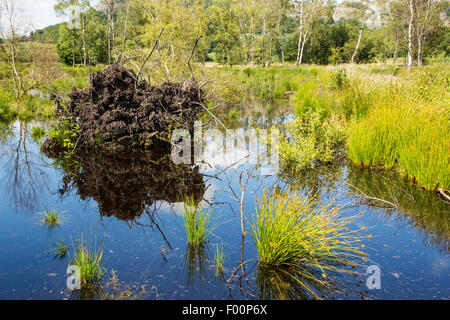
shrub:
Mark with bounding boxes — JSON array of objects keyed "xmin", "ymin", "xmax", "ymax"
[
  {"xmin": 328, "ymin": 47, "xmax": 344, "ymax": 66},
  {"xmin": 279, "ymin": 114, "xmax": 346, "ymax": 174},
  {"xmin": 327, "ymin": 69, "xmax": 349, "ymax": 91}
]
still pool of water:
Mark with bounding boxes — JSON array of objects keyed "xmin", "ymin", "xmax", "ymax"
[{"xmin": 0, "ymin": 119, "xmax": 448, "ymax": 300}]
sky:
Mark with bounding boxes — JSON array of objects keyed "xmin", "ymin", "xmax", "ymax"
[
  {"xmin": 20, "ymin": 0, "xmax": 64, "ymax": 31},
  {"xmin": 19, "ymin": 0, "xmax": 100, "ymax": 32},
  {"xmin": 19, "ymin": 0, "xmax": 353, "ymax": 33}
]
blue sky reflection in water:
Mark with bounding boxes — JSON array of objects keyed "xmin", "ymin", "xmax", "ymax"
[{"xmin": 0, "ymin": 119, "xmax": 448, "ymax": 300}]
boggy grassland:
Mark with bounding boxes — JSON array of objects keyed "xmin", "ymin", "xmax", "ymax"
[
  {"xmin": 2, "ymin": 59, "xmax": 449, "ymax": 194},
  {"xmin": 225, "ymin": 63, "xmax": 449, "ymax": 193}
]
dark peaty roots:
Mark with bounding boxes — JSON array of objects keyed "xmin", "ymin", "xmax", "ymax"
[{"xmin": 54, "ymin": 63, "xmax": 204, "ymax": 150}]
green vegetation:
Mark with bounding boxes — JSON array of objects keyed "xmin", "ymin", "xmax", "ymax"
[
  {"xmin": 1, "ymin": 0, "xmax": 448, "ymax": 122},
  {"xmin": 279, "ymin": 114, "xmax": 346, "ymax": 175},
  {"xmin": 47, "ymin": 119, "xmax": 80, "ymax": 150},
  {"xmin": 347, "ymin": 66, "xmax": 450, "ymax": 190},
  {"xmin": 249, "ymin": 189, "xmax": 368, "ymax": 298},
  {"xmin": 0, "ymin": 88, "xmax": 16, "ymax": 118},
  {"xmin": 31, "ymin": 126, "xmax": 46, "ymax": 142},
  {"xmin": 250, "ymin": 189, "xmax": 367, "ymax": 267},
  {"xmin": 30, "ymin": 24, "xmax": 61, "ymax": 44},
  {"xmin": 70, "ymin": 233, "xmax": 105, "ymax": 287},
  {"xmin": 0, "ymin": 87, "xmax": 55, "ymax": 120},
  {"xmin": 242, "ymin": 63, "xmax": 449, "ymax": 192},
  {"xmin": 40, "ymin": 209, "xmax": 62, "ymax": 227},
  {"xmin": 181, "ymin": 197, "xmax": 216, "ymax": 247},
  {"xmin": 52, "ymin": 238, "xmax": 70, "ymax": 260},
  {"xmin": 214, "ymin": 244, "xmax": 225, "ymax": 275}
]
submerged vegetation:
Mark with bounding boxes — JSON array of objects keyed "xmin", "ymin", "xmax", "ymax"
[{"xmin": 214, "ymin": 244, "xmax": 225, "ymax": 275}]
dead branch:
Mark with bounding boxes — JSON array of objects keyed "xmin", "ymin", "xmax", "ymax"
[{"xmin": 188, "ymin": 35, "xmax": 203, "ymax": 80}]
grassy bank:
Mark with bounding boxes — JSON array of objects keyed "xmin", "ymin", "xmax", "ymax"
[
  {"xmin": 229, "ymin": 63, "xmax": 449, "ymax": 192},
  {"xmin": 347, "ymin": 65, "xmax": 449, "ymax": 190},
  {"xmin": 0, "ymin": 56, "xmax": 104, "ymax": 121}
]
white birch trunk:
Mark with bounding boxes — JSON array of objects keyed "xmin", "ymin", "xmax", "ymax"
[
  {"xmin": 351, "ymin": 23, "xmax": 364, "ymax": 64},
  {"xmin": 407, "ymin": 0, "xmax": 414, "ymax": 69}
]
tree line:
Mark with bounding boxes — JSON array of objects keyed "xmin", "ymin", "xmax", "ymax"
[{"xmin": 10, "ymin": 0, "xmax": 450, "ymax": 69}]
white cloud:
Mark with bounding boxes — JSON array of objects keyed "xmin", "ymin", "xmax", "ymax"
[
  {"xmin": 16, "ymin": 0, "xmax": 99, "ymax": 32},
  {"xmin": 17, "ymin": 0, "xmax": 62, "ymax": 31}
]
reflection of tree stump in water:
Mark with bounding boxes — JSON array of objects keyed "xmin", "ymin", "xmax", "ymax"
[{"xmin": 49, "ymin": 147, "xmax": 205, "ymax": 221}]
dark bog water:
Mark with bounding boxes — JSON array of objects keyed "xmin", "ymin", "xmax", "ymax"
[{"xmin": 0, "ymin": 119, "xmax": 448, "ymax": 300}]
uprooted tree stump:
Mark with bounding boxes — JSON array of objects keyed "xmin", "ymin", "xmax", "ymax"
[{"xmin": 42, "ymin": 63, "xmax": 204, "ymax": 154}]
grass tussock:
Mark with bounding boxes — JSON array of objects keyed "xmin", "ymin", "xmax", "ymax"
[
  {"xmin": 31, "ymin": 126, "xmax": 46, "ymax": 142},
  {"xmin": 250, "ymin": 189, "xmax": 368, "ymax": 291},
  {"xmin": 214, "ymin": 244, "xmax": 225, "ymax": 274},
  {"xmin": 52, "ymin": 238, "xmax": 69, "ymax": 260},
  {"xmin": 70, "ymin": 233, "xmax": 105, "ymax": 287},
  {"xmin": 40, "ymin": 209, "xmax": 62, "ymax": 226},
  {"xmin": 181, "ymin": 197, "xmax": 216, "ymax": 247}
]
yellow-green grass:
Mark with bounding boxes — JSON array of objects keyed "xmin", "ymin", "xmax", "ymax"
[
  {"xmin": 0, "ymin": 87, "xmax": 55, "ymax": 120},
  {"xmin": 214, "ymin": 244, "xmax": 225, "ymax": 274},
  {"xmin": 70, "ymin": 233, "xmax": 105, "ymax": 287},
  {"xmin": 347, "ymin": 67, "xmax": 450, "ymax": 191},
  {"xmin": 40, "ymin": 209, "xmax": 62, "ymax": 226},
  {"xmin": 250, "ymin": 189, "xmax": 368, "ymax": 268},
  {"xmin": 181, "ymin": 197, "xmax": 216, "ymax": 247},
  {"xmin": 52, "ymin": 238, "xmax": 69, "ymax": 260},
  {"xmin": 228, "ymin": 65, "xmax": 322, "ymax": 102},
  {"xmin": 250, "ymin": 189, "xmax": 369, "ymax": 297}
]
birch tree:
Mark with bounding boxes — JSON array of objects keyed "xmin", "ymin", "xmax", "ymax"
[
  {"xmin": 54, "ymin": 0, "xmax": 90, "ymax": 66},
  {"xmin": 346, "ymin": 0, "xmax": 375, "ymax": 64},
  {"xmin": 105, "ymin": 0, "xmax": 119, "ymax": 64},
  {"xmin": 294, "ymin": 0, "xmax": 326, "ymax": 66},
  {"xmin": 0, "ymin": 0, "xmax": 26, "ymax": 98},
  {"xmin": 415, "ymin": 0, "xmax": 441, "ymax": 66}
]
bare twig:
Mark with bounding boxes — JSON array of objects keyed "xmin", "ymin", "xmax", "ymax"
[
  {"xmin": 135, "ymin": 28, "xmax": 164, "ymax": 86},
  {"xmin": 122, "ymin": 55, "xmax": 144, "ymax": 65},
  {"xmin": 346, "ymin": 180, "xmax": 398, "ymax": 208},
  {"xmin": 238, "ymin": 171, "xmax": 251, "ymax": 235}
]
